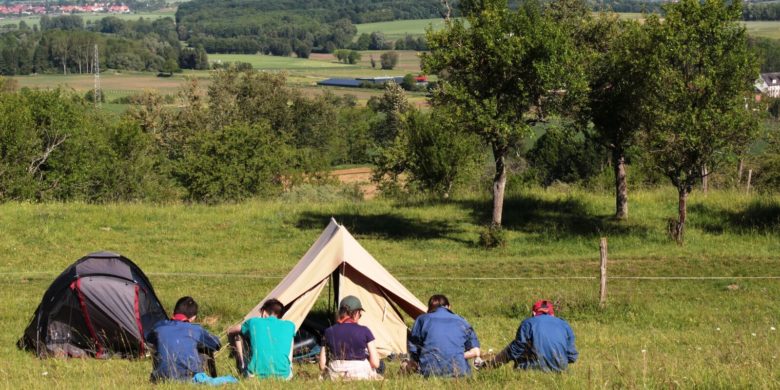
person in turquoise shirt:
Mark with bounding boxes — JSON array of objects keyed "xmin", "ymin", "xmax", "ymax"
[{"xmin": 228, "ymin": 299, "xmax": 296, "ymax": 380}]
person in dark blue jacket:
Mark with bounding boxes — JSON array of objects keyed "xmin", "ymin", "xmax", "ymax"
[
  {"xmin": 407, "ymin": 294, "xmax": 481, "ymax": 377},
  {"xmin": 147, "ymin": 296, "xmax": 234, "ymax": 384},
  {"xmin": 481, "ymin": 299, "xmax": 578, "ymax": 373}
]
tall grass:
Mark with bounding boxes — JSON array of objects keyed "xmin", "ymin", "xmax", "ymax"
[{"xmin": 1, "ymin": 188, "xmax": 778, "ymax": 388}]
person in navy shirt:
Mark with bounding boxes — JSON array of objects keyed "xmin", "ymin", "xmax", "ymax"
[
  {"xmin": 146, "ymin": 296, "xmax": 223, "ymax": 382},
  {"xmin": 408, "ymin": 294, "xmax": 481, "ymax": 377},
  {"xmin": 481, "ymin": 299, "xmax": 578, "ymax": 372},
  {"xmin": 318, "ymin": 296, "xmax": 382, "ymax": 380}
]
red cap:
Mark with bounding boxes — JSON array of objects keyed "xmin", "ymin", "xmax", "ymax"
[{"xmin": 532, "ymin": 300, "xmax": 555, "ymax": 316}]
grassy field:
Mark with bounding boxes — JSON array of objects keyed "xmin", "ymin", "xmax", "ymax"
[
  {"xmin": 356, "ymin": 19, "xmax": 448, "ymax": 40},
  {"xmin": 1, "ymin": 187, "xmax": 779, "ymax": 388},
  {"xmin": 0, "ymin": 10, "xmax": 176, "ymax": 28},
  {"xmin": 356, "ymin": 15, "xmax": 780, "ymax": 40}
]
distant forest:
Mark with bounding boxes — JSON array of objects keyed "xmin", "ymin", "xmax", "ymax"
[
  {"xmin": 175, "ymin": 0, "xmax": 450, "ymax": 55},
  {"xmin": 0, "ymin": 15, "xmax": 208, "ymax": 76}
]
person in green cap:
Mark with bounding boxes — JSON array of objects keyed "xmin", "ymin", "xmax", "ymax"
[{"xmin": 318, "ymin": 295, "xmax": 382, "ymax": 380}]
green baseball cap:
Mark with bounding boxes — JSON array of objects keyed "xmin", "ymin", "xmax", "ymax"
[{"xmin": 339, "ymin": 295, "xmax": 364, "ymax": 312}]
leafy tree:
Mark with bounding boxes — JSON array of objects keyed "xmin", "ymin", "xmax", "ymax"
[
  {"xmin": 369, "ymin": 31, "xmax": 386, "ymax": 50},
  {"xmin": 586, "ymin": 16, "xmax": 650, "ymax": 219},
  {"xmin": 347, "ymin": 50, "xmax": 361, "ymax": 64},
  {"xmin": 405, "ymin": 108, "xmax": 480, "ymax": 198},
  {"xmin": 423, "ymin": 0, "xmax": 587, "ymax": 226},
  {"xmin": 380, "ymin": 51, "xmax": 399, "ymax": 70},
  {"xmin": 642, "ymin": 0, "xmax": 759, "ymax": 242}
]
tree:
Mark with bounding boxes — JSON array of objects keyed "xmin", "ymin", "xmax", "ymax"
[
  {"xmin": 586, "ymin": 16, "xmax": 650, "ymax": 219},
  {"xmin": 642, "ymin": 0, "xmax": 759, "ymax": 242},
  {"xmin": 380, "ymin": 51, "xmax": 399, "ymax": 70},
  {"xmin": 347, "ymin": 50, "xmax": 361, "ymax": 64},
  {"xmin": 422, "ymin": 0, "xmax": 587, "ymax": 226},
  {"xmin": 369, "ymin": 32, "xmax": 385, "ymax": 50}
]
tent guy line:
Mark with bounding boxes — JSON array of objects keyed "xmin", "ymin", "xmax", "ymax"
[{"xmin": 3, "ymin": 271, "xmax": 780, "ymax": 280}]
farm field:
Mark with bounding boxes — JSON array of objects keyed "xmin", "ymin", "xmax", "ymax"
[
  {"xmin": 1, "ymin": 188, "xmax": 779, "ymax": 388},
  {"xmin": 0, "ymin": 10, "xmax": 176, "ymax": 27},
  {"xmin": 355, "ymin": 15, "xmax": 780, "ymax": 40},
  {"xmin": 356, "ymin": 18, "xmax": 448, "ymax": 40}
]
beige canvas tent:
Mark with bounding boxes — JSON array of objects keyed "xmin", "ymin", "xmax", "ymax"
[{"xmin": 245, "ymin": 218, "xmax": 427, "ymax": 357}]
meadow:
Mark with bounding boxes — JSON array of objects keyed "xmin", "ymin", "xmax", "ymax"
[
  {"xmin": 0, "ymin": 10, "xmax": 176, "ymax": 28},
  {"xmin": 1, "ymin": 187, "xmax": 779, "ymax": 388}
]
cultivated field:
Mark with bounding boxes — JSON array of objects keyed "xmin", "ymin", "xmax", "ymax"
[
  {"xmin": 0, "ymin": 10, "xmax": 176, "ymax": 27},
  {"xmin": 1, "ymin": 188, "xmax": 778, "ymax": 388},
  {"xmin": 356, "ymin": 15, "xmax": 780, "ymax": 40},
  {"xmin": 356, "ymin": 18, "xmax": 448, "ymax": 40}
]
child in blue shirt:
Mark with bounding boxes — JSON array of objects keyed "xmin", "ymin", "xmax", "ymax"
[{"xmin": 147, "ymin": 296, "xmax": 237, "ymax": 384}]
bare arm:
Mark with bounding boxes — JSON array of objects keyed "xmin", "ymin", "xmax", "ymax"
[
  {"xmin": 367, "ymin": 341, "xmax": 380, "ymax": 369},
  {"xmin": 227, "ymin": 324, "xmax": 245, "ymax": 371},
  {"xmin": 318, "ymin": 345, "xmax": 327, "ymax": 372},
  {"xmin": 464, "ymin": 347, "xmax": 481, "ymax": 360}
]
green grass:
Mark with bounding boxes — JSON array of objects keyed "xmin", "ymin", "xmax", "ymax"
[
  {"xmin": 356, "ymin": 14, "xmax": 780, "ymax": 41},
  {"xmin": 0, "ymin": 10, "xmax": 176, "ymax": 28},
  {"xmin": 1, "ymin": 187, "xmax": 779, "ymax": 388},
  {"xmin": 356, "ymin": 18, "xmax": 447, "ymax": 40}
]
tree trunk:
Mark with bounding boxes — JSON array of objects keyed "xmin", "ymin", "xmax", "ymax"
[
  {"xmin": 701, "ymin": 165, "xmax": 709, "ymax": 194},
  {"xmin": 737, "ymin": 159, "xmax": 744, "ymax": 184},
  {"xmin": 673, "ymin": 187, "xmax": 688, "ymax": 244},
  {"xmin": 613, "ymin": 149, "xmax": 628, "ymax": 219},
  {"xmin": 492, "ymin": 144, "xmax": 507, "ymax": 227}
]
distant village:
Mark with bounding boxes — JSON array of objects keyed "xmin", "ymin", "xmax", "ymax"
[{"xmin": 0, "ymin": 2, "xmax": 131, "ymax": 17}]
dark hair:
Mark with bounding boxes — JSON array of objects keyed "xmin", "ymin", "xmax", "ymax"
[
  {"xmin": 338, "ymin": 306, "xmax": 361, "ymax": 320},
  {"xmin": 173, "ymin": 296, "xmax": 198, "ymax": 318},
  {"xmin": 427, "ymin": 294, "xmax": 450, "ymax": 313},
  {"xmin": 261, "ymin": 298, "xmax": 284, "ymax": 317}
]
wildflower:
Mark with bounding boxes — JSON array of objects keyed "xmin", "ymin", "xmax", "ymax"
[
  {"xmin": 715, "ymin": 327, "xmax": 720, "ymax": 331},
  {"xmin": 751, "ymin": 333, "xmax": 757, "ymax": 337},
  {"xmin": 771, "ymin": 327, "xmax": 776, "ymax": 331}
]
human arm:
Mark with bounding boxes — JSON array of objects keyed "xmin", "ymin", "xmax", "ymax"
[
  {"xmin": 463, "ymin": 321, "xmax": 481, "ymax": 360},
  {"xmin": 198, "ymin": 326, "xmax": 222, "ymax": 352},
  {"xmin": 507, "ymin": 320, "xmax": 531, "ymax": 362},
  {"xmin": 228, "ymin": 323, "xmax": 245, "ymax": 372},
  {"xmin": 367, "ymin": 341, "xmax": 380, "ymax": 369},
  {"xmin": 565, "ymin": 323, "xmax": 578, "ymax": 363},
  {"xmin": 318, "ymin": 344, "xmax": 327, "ymax": 372},
  {"xmin": 407, "ymin": 319, "xmax": 423, "ymax": 362}
]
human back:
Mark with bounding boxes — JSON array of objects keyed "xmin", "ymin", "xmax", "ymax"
[
  {"xmin": 514, "ymin": 313, "xmax": 576, "ymax": 371},
  {"xmin": 408, "ymin": 294, "xmax": 481, "ymax": 377},
  {"xmin": 241, "ymin": 316, "xmax": 295, "ymax": 378},
  {"xmin": 229, "ymin": 298, "xmax": 296, "ymax": 380}
]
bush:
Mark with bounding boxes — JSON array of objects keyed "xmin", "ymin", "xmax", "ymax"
[
  {"xmin": 380, "ymin": 51, "xmax": 399, "ymax": 70},
  {"xmin": 176, "ymin": 122, "xmax": 292, "ymax": 203},
  {"xmin": 525, "ymin": 127, "xmax": 605, "ymax": 186},
  {"xmin": 478, "ymin": 224, "xmax": 506, "ymax": 249},
  {"xmin": 84, "ymin": 89, "xmax": 106, "ymax": 103}
]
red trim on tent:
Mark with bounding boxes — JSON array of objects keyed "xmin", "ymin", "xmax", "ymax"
[
  {"xmin": 133, "ymin": 285, "xmax": 145, "ymax": 356},
  {"xmin": 75, "ymin": 278, "xmax": 104, "ymax": 358}
]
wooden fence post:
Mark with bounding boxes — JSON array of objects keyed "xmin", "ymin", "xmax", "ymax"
[
  {"xmin": 747, "ymin": 169, "xmax": 753, "ymax": 194},
  {"xmin": 599, "ymin": 237, "xmax": 608, "ymax": 308}
]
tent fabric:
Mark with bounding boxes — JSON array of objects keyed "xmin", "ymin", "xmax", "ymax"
[
  {"xmin": 18, "ymin": 252, "xmax": 167, "ymax": 358},
  {"xmin": 246, "ymin": 219, "xmax": 426, "ymax": 357}
]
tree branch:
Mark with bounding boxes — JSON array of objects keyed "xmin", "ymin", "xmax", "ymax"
[{"xmin": 28, "ymin": 135, "xmax": 67, "ymax": 175}]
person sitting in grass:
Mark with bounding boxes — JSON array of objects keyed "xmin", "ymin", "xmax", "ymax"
[
  {"xmin": 227, "ymin": 298, "xmax": 296, "ymax": 380},
  {"xmin": 318, "ymin": 296, "xmax": 382, "ymax": 380},
  {"xmin": 147, "ymin": 296, "xmax": 237, "ymax": 385},
  {"xmin": 407, "ymin": 294, "xmax": 481, "ymax": 378},
  {"xmin": 479, "ymin": 299, "xmax": 578, "ymax": 373}
]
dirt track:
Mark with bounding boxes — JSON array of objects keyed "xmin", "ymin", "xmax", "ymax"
[{"xmin": 331, "ymin": 167, "xmax": 377, "ymax": 198}]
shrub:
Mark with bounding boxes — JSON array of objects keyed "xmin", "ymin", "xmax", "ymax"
[
  {"xmin": 478, "ymin": 224, "xmax": 506, "ymax": 249},
  {"xmin": 380, "ymin": 51, "xmax": 399, "ymax": 70}
]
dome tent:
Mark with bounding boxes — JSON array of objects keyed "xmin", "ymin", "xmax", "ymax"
[{"xmin": 18, "ymin": 251, "xmax": 167, "ymax": 358}]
